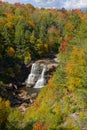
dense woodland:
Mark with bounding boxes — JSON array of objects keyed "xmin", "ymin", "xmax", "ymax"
[{"xmin": 0, "ymin": 1, "xmax": 87, "ymax": 130}]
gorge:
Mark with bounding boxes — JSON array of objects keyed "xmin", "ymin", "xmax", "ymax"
[
  {"xmin": 0, "ymin": 54, "xmax": 59, "ymax": 112},
  {"xmin": 17, "ymin": 55, "xmax": 59, "ymax": 112}
]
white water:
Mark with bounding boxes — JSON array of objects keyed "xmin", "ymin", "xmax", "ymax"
[
  {"xmin": 34, "ymin": 65, "xmax": 47, "ymax": 88},
  {"xmin": 25, "ymin": 63, "xmax": 40, "ymax": 85}
]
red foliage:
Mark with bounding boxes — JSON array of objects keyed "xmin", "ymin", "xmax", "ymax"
[
  {"xmin": 61, "ymin": 41, "xmax": 67, "ymax": 54},
  {"xmin": 67, "ymin": 36, "xmax": 73, "ymax": 41},
  {"xmin": 14, "ymin": 3, "xmax": 25, "ymax": 8}
]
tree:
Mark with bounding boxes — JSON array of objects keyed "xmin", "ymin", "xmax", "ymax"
[
  {"xmin": 0, "ymin": 98, "xmax": 11, "ymax": 129},
  {"xmin": 65, "ymin": 47, "xmax": 86, "ymax": 90}
]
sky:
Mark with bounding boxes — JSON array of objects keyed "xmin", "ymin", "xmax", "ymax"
[{"xmin": 2, "ymin": 0, "xmax": 87, "ymax": 9}]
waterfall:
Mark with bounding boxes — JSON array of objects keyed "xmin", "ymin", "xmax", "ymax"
[
  {"xmin": 34, "ymin": 65, "xmax": 47, "ymax": 88},
  {"xmin": 25, "ymin": 63, "xmax": 40, "ymax": 85}
]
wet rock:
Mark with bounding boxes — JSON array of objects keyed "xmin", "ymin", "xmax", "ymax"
[
  {"xmin": 54, "ymin": 58, "xmax": 60, "ymax": 63},
  {"xmin": 30, "ymin": 99, "xmax": 34, "ymax": 104},
  {"xmin": 31, "ymin": 93, "xmax": 37, "ymax": 98},
  {"xmin": 26, "ymin": 83, "xmax": 33, "ymax": 88},
  {"xmin": 47, "ymin": 63, "xmax": 58, "ymax": 71},
  {"xmin": 18, "ymin": 103, "xmax": 28, "ymax": 112},
  {"xmin": 13, "ymin": 84, "xmax": 18, "ymax": 89},
  {"xmin": 18, "ymin": 91, "xmax": 26, "ymax": 96},
  {"xmin": 9, "ymin": 83, "xmax": 13, "ymax": 87}
]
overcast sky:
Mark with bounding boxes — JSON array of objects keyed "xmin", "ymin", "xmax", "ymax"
[{"xmin": 2, "ymin": 0, "xmax": 87, "ymax": 9}]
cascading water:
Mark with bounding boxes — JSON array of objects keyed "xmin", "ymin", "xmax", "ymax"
[
  {"xmin": 25, "ymin": 63, "xmax": 40, "ymax": 85},
  {"xmin": 34, "ymin": 65, "xmax": 47, "ymax": 88}
]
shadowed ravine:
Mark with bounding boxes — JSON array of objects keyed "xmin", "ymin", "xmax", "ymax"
[{"xmin": 0, "ymin": 54, "xmax": 59, "ymax": 112}]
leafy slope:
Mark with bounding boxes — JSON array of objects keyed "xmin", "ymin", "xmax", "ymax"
[
  {"xmin": 24, "ymin": 22, "xmax": 87, "ymax": 130},
  {"xmin": 0, "ymin": 2, "xmax": 87, "ymax": 130},
  {"xmin": 24, "ymin": 51, "xmax": 87, "ymax": 130}
]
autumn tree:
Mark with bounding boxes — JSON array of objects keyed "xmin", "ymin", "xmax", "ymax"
[{"xmin": 65, "ymin": 47, "xmax": 86, "ymax": 91}]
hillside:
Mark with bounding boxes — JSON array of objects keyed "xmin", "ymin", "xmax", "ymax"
[{"xmin": 0, "ymin": 2, "xmax": 87, "ymax": 130}]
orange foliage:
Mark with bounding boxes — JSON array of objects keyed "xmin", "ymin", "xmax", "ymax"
[
  {"xmin": 32, "ymin": 100, "xmax": 39, "ymax": 106},
  {"xmin": 33, "ymin": 121, "xmax": 44, "ymax": 130},
  {"xmin": 65, "ymin": 35, "xmax": 73, "ymax": 41},
  {"xmin": 6, "ymin": 47, "xmax": 15, "ymax": 57},
  {"xmin": 6, "ymin": 13, "xmax": 15, "ymax": 21},
  {"xmin": 6, "ymin": 22, "xmax": 13, "ymax": 28},
  {"xmin": 65, "ymin": 22, "xmax": 74, "ymax": 31},
  {"xmin": 82, "ymin": 13, "xmax": 87, "ymax": 20},
  {"xmin": 72, "ymin": 9, "xmax": 83, "ymax": 19}
]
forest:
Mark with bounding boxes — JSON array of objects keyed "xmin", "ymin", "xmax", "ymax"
[{"xmin": 0, "ymin": 1, "xmax": 87, "ymax": 130}]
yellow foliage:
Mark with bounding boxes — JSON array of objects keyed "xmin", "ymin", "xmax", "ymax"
[
  {"xmin": 5, "ymin": 13, "xmax": 15, "ymax": 22},
  {"xmin": 0, "ymin": 98, "xmax": 11, "ymax": 126},
  {"xmin": 70, "ymin": 47, "xmax": 85, "ymax": 65},
  {"xmin": 6, "ymin": 47, "xmax": 15, "ymax": 57},
  {"xmin": 36, "ymin": 41, "xmax": 48, "ymax": 56},
  {"xmin": 30, "ymin": 35, "xmax": 35, "ymax": 44},
  {"xmin": 48, "ymin": 36, "xmax": 54, "ymax": 43},
  {"xmin": 0, "ymin": 18, "xmax": 6, "ymax": 28},
  {"xmin": 5, "ymin": 100, "xmax": 10, "ymax": 108},
  {"xmin": 29, "ymin": 21, "xmax": 35, "ymax": 28},
  {"xmin": 65, "ymin": 63, "xmax": 74, "ymax": 74},
  {"xmin": 53, "ymin": 103, "xmax": 61, "ymax": 116},
  {"xmin": 44, "ymin": 43, "xmax": 48, "ymax": 53},
  {"xmin": 62, "ymin": 96, "xmax": 68, "ymax": 103},
  {"xmin": 24, "ymin": 51, "xmax": 31, "ymax": 64},
  {"xmin": 65, "ymin": 22, "xmax": 74, "ymax": 31},
  {"xmin": 65, "ymin": 47, "xmax": 86, "ymax": 90},
  {"xmin": 68, "ymin": 77, "xmax": 76, "ymax": 90},
  {"xmin": 47, "ymin": 82, "xmax": 58, "ymax": 89},
  {"xmin": 6, "ymin": 22, "xmax": 13, "ymax": 28},
  {"xmin": 58, "ymin": 36, "xmax": 63, "ymax": 43}
]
